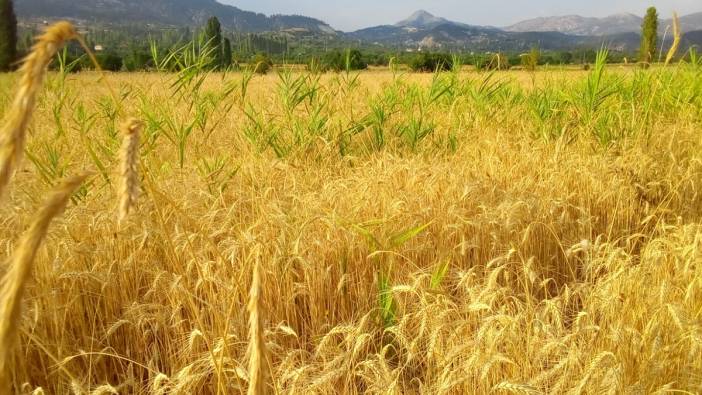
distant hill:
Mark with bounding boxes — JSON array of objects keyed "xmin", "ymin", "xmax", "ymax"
[
  {"xmin": 506, "ymin": 12, "xmax": 702, "ymax": 36},
  {"xmin": 15, "ymin": 0, "xmax": 338, "ymax": 34},
  {"xmin": 679, "ymin": 12, "xmax": 702, "ymax": 33},
  {"xmin": 349, "ymin": 10, "xmax": 661, "ymax": 52},
  {"xmin": 395, "ymin": 10, "xmax": 453, "ymax": 29},
  {"xmin": 506, "ymin": 14, "xmax": 643, "ymax": 36},
  {"xmin": 349, "ymin": 10, "xmax": 506, "ymax": 49}
]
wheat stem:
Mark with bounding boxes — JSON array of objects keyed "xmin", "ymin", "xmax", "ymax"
[
  {"xmin": 247, "ymin": 256, "xmax": 270, "ymax": 395},
  {"xmin": 665, "ymin": 12, "xmax": 682, "ymax": 66}
]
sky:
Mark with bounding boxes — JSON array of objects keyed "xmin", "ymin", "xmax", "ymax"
[{"xmin": 221, "ymin": 1, "xmax": 701, "ymax": 31}]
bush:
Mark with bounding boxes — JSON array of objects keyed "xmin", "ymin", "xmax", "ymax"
[
  {"xmin": 366, "ymin": 53, "xmax": 389, "ymax": 67},
  {"xmin": 521, "ymin": 48, "xmax": 540, "ymax": 71},
  {"xmin": 123, "ymin": 50, "xmax": 152, "ymax": 71},
  {"xmin": 321, "ymin": 49, "xmax": 368, "ymax": 72},
  {"xmin": 409, "ymin": 53, "xmax": 453, "ymax": 72},
  {"xmin": 251, "ymin": 53, "xmax": 273, "ymax": 74},
  {"xmin": 477, "ymin": 53, "xmax": 510, "ymax": 71},
  {"xmin": 84, "ymin": 52, "xmax": 123, "ymax": 72}
]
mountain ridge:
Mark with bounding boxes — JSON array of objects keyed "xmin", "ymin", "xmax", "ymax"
[
  {"xmin": 395, "ymin": 10, "xmax": 451, "ymax": 29},
  {"xmin": 348, "ymin": 10, "xmax": 702, "ymax": 52},
  {"xmin": 15, "ymin": 0, "xmax": 338, "ymax": 34},
  {"xmin": 506, "ymin": 11, "xmax": 702, "ymax": 36}
]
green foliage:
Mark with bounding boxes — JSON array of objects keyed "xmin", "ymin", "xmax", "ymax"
[
  {"xmin": 521, "ymin": 47, "xmax": 540, "ymax": 71},
  {"xmin": 320, "ymin": 49, "xmax": 367, "ymax": 72},
  {"xmin": 319, "ymin": 51, "xmax": 343, "ymax": 72},
  {"xmin": 0, "ymin": 0, "xmax": 17, "ymax": 71},
  {"xmin": 640, "ymin": 7, "xmax": 658, "ymax": 63},
  {"xmin": 94, "ymin": 52, "xmax": 123, "ymax": 71},
  {"xmin": 558, "ymin": 51, "xmax": 573, "ymax": 64},
  {"xmin": 378, "ymin": 272, "xmax": 396, "ymax": 328},
  {"xmin": 222, "ymin": 38, "xmax": 232, "ymax": 69},
  {"xmin": 430, "ymin": 260, "xmax": 450, "ymax": 290},
  {"xmin": 204, "ymin": 16, "xmax": 223, "ymax": 69},
  {"xmin": 690, "ymin": 48, "xmax": 700, "ymax": 69},
  {"xmin": 251, "ymin": 53, "xmax": 272, "ymax": 74},
  {"xmin": 123, "ymin": 49, "xmax": 152, "ymax": 71},
  {"xmin": 409, "ymin": 53, "xmax": 453, "ymax": 72},
  {"xmin": 479, "ymin": 53, "xmax": 510, "ymax": 71}
]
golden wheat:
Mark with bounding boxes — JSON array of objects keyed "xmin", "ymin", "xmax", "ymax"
[
  {"xmin": 0, "ymin": 173, "xmax": 89, "ymax": 391},
  {"xmin": 0, "ymin": 22, "xmax": 77, "ymax": 200},
  {"xmin": 0, "ymin": 61, "xmax": 700, "ymax": 394},
  {"xmin": 117, "ymin": 118, "xmax": 143, "ymax": 224},
  {"xmin": 247, "ymin": 256, "xmax": 270, "ymax": 395}
]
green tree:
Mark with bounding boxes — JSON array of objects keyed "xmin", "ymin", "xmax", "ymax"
[
  {"xmin": 204, "ymin": 16, "xmax": 223, "ymax": 69},
  {"xmin": 222, "ymin": 37, "xmax": 232, "ymax": 69},
  {"xmin": 521, "ymin": 47, "xmax": 540, "ymax": 71},
  {"xmin": 0, "ymin": 0, "xmax": 17, "ymax": 71},
  {"xmin": 320, "ymin": 49, "xmax": 367, "ymax": 72},
  {"xmin": 640, "ymin": 7, "xmax": 658, "ymax": 63},
  {"xmin": 409, "ymin": 53, "xmax": 453, "ymax": 72},
  {"xmin": 345, "ymin": 49, "xmax": 367, "ymax": 71},
  {"xmin": 559, "ymin": 51, "xmax": 574, "ymax": 64}
]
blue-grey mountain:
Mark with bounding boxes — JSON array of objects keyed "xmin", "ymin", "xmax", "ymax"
[{"xmin": 15, "ymin": 0, "xmax": 337, "ymax": 34}]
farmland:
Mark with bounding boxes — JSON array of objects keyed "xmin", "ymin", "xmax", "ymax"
[{"xmin": 1, "ymin": 35, "xmax": 702, "ymax": 393}]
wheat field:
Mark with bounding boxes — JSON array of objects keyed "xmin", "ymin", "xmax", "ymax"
[{"xmin": 0, "ymin": 26, "xmax": 701, "ymax": 394}]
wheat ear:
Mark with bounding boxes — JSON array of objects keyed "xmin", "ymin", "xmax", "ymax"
[
  {"xmin": 0, "ymin": 172, "xmax": 90, "ymax": 391},
  {"xmin": 247, "ymin": 257, "xmax": 270, "ymax": 395},
  {"xmin": 0, "ymin": 22, "xmax": 78, "ymax": 201},
  {"xmin": 664, "ymin": 13, "xmax": 682, "ymax": 66},
  {"xmin": 118, "ymin": 119, "xmax": 143, "ymax": 224}
]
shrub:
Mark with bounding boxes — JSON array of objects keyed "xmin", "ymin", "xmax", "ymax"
[
  {"xmin": 123, "ymin": 50, "xmax": 151, "ymax": 71},
  {"xmin": 94, "ymin": 52, "xmax": 123, "ymax": 72},
  {"xmin": 409, "ymin": 53, "xmax": 453, "ymax": 72},
  {"xmin": 321, "ymin": 49, "xmax": 367, "ymax": 72},
  {"xmin": 476, "ymin": 53, "xmax": 510, "ymax": 71},
  {"xmin": 251, "ymin": 53, "xmax": 273, "ymax": 74},
  {"xmin": 521, "ymin": 48, "xmax": 540, "ymax": 71}
]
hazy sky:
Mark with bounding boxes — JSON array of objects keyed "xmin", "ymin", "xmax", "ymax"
[{"xmin": 221, "ymin": 1, "xmax": 701, "ymax": 31}]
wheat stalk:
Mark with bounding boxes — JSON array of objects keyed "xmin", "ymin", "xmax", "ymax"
[
  {"xmin": 118, "ymin": 118, "xmax": 143, "ymax": 224},
  {"xmin": 0, "ymin": 172, "xmax": 90, "ymax": 391},
  {"xmin": 664, "ymin": 12, "xmax": 682, "ymax": 66},
  {"xmin": 0, "ymin": 22, "xmax": 78, "ymax": 201},
  {"xmin": 247, "ymin": 256, "xmax": 270, "ymax": 395}
]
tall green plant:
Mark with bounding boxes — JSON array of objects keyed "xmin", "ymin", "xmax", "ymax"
[
  {"xmin": 640, "ymin": 7, "xmax": 658, "ymax": 63},
  {"xmin": 522, "ymin": 47, "xmax": 540, "ymax": 71},
  {"xmin": 204, "ymin": 16, "xmax": 223, "ymax": 69},
  {"xmin": 222, "ymin": 38, "xmax": 232, "ymax": 69}
]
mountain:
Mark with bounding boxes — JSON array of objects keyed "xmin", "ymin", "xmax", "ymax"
[
  {"xmin": 349, "ymin": 10, "xmax": 504, "ymax": 48},
  {"xmin": 506, "ymin": 13, "xmax": 642, "ymax": 36},
  {"xmin": 506, "ymin": 12, "xmax": 702, "ymax": 36},
  {"xmin": 395, "ymin": 10, "xmax": 452, "ymax": 29},
  {"xmin": 15, "ymin": 0, "xmax": 337, "ymax": 34},
  {"xmin": 679, "ymin": 12, "xmax": 702, "ymax": 33},
  {"xmin": 349, "ymin": 10, "xmax": 643, "ymax": 51}
]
